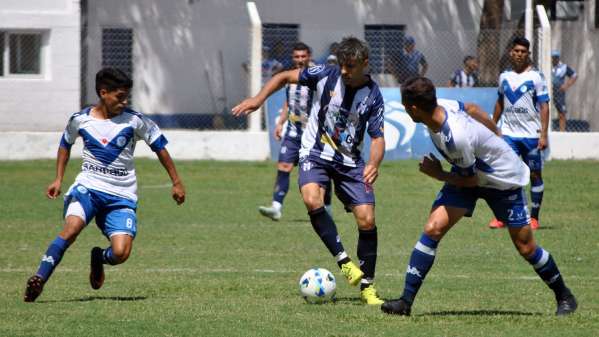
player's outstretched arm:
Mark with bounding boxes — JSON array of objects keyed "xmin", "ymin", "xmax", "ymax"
[
  {"xmin": 232, "ymin": 69, "xmax": 300, "ymax": 117},
  {"xmin": 364, "ymin": 136, "xmax": 385, "ymax": 184},
  {"xmin": 419, "ymin": 154, "xmax": 478, "ymax": 188},
  {"xmin": 464, "ymin": 103, "xmax": 500, "ymax": 136},
  {"xmin": 155, "ymin": 148, "xmax": 185, "ymax": 205},
  {"xmin": 47, "ymin": 146, "xmax": 71, "ymax": 199}
]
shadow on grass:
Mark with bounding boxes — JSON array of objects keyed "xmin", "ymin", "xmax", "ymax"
[
  {"xmin": 333, "ymin": 296, "xmax": 364, "ymax": 305},
  {"xmin": 39, "ymin": 295, "xmax": 147, "ymax": 303},
  {"xmin": 420, "ymin": 309, "xmax": 543, "ymax": 317}
]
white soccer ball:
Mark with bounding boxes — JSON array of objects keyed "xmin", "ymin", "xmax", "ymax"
[{"xmin": 298, "ymin": 268, "xmax": 336, "ymax": 303}]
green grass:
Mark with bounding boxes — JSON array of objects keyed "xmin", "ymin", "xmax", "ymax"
[{"xmin": 1, "ymin": 159, "xmax": 598, "ymax": 336}]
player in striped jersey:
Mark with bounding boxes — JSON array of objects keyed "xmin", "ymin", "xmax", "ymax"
[
  {"xmin": 258, "ymin": 42, "xmax": 332, "ymax": 221},
  {"xmin": 234, "ymin": 37, "xmax": 386, "ymax": 305},
  {"xmin": 381, "ymin": 77, "xmax": 577, "ymax": 316},
  {"xmin": 489, "ymin": 37, "xmax": 549, "ymax": 230},
  {"xmin": 24, "ymin": 68, "xmax": 186, "ymax": 302}
]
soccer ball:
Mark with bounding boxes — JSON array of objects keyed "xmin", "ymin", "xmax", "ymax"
[{"xmin": 298, "ymin": 268, "xmax": 336, "ymax": 303}]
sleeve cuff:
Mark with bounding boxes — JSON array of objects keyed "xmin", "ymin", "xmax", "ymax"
[
  {"xmin": 59, "ymin": 135, "xmax": 73, "ymax": 150},
  {"xmin": 537, "ymin": 94, "xmax": 550, "ymax": 103},
  {"xmin": 150, "ymin": 134, "xmax": 168, "ymax": 152}
]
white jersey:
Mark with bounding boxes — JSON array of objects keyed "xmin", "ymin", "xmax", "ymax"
[
  {"xmin": 60, "ymin": 107, "xmax": 168, "ymax": 202},
  {"xmin": 497, "ymin": 68, "xmax": 550, "ymax": 138},
  {"xmin": 430, "ymin": 99, "xmax": 530, "ymax": 190}
]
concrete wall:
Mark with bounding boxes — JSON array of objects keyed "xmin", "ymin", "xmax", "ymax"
[
  {"xmin": 83, "ymin": 0, "xmax": 486, "ymax": 116},
  {"xmin": 0, "ymin": 0, "xmax": 80, "ymax": 131}
]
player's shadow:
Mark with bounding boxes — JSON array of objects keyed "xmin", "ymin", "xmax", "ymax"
[
  {"xmin": 420, "ymin": 309, "xmax": 542, "ymax": 317},
  {"xmin": 39, "ymin": 295, "xmax": 147, "ymax": 303},
  {"xmin": 333, "ymin": 296, "xmax": 365, "ymax": 305}
]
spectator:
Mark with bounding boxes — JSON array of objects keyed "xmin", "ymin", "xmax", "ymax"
[
  {"xmin": 397, "ymin": 35, "xmax": 427, "ymax": 83},
  {"xmin": 262, "ymin": 46, "xmax": 284, "ymax": 84},
  {"xmin": 551, "ymin": 50, "xmax": 577, "ymax": 132},
  {"xmin": 448, "ymin": 55, "xmax": 479, "ymax": 87}
]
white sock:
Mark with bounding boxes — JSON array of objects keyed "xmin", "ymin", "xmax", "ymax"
[
  {"xmin": 271, "ymin": 201, "xmax": 282, "ymax": 211},
  {"xmin": 335, "ymin": 251, "xmax": 348, "ymax": 262}
]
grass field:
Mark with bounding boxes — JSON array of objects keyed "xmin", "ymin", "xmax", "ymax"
[{"xmin": 1, "ymin": 159, "xmax": 598, "ymax": 337}]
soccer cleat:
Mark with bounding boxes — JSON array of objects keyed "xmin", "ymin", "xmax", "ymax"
[
  {"xmin": 556, "ymin": 290, "xmax": 578, "ymax": 316},
  {"xmin": 488, "ymin": 218, "xmax": 505, "ymax": 229},
  {"xmin": 360, "ymin": 284, "xmax": 384, "ymax": 305},
  {"xmin": 90, "ymin": 247, "xmax": 105, "ymax": 290},
  {"xmin": 24, "ymin": 275, "xmax": 45, "ymax": 302},
  {"xmin": 340, "ymin": 261, "xmax": 363, "ymax": 286},
  {"xmin": 530, "ymin": 218, "xmax": 540, "ymax": 230},
  {"xmin": 381, "ymin": 298, "xmax": 412, "ymax": 316},
  {"xmin": 258, "ymin": 206, "xmax": 281, "ymax": 221}
]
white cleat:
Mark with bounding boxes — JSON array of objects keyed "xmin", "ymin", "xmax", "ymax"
[{"xmin": 258, "ymin": 206, "xmax": 282, "ymax": 221}]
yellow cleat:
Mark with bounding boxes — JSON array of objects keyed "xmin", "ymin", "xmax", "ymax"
[
  {"xmin": 360, "ymin": 284, "xmax": 384, "ymax": 305},
  {"xmin": 340, "ymin": 261, "xmax": 363, "ymax": 286}
]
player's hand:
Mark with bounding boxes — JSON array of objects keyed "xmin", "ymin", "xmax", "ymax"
[
  {"xmin": 172, "ymin": 181, "xmax": 186, "ymax": 205},
  {"xmin": 419, "ymin": 153, "xmax": 443, "ymax": 179},
  {"xmin": 46, "ymin": 179, "xmax": 62, "ymax": 199},
  {"xmin": 363, "ymin": 164, "xmax": 379, "ymax": 184},
  {"xmin": 538, "ymin": 135, "xmax": 548, "ymax": 150},
  {"xmin": 559, "ymin": 85, "xmax": 567, "ymax": 92},
  {"xmin": 274, "ymin": 123, "xmax": 283, "ymax": 141},
  {"xmin": 231, "ymin": 97, "xmax": 263, "ymax": 117}
]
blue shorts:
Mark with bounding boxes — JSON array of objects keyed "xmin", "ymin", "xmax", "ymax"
[
  {"xmin": 63, "ymin": 184, "xmax": 138, "ymax": 239},
  {"xmin": 433, "ymin": 184, "xmax": 530, "ymax": 227},
  {"xmin": 503, "ymin": 136, "xmax": 543, "ymax": 171},
  {"xmin": 278, "ymin": 136, "xmax": 301, "ymax": 165},
  {"xmin": 553, "ymin": 92, "xmax": 567, "ymax": 114},
  {"xmin": 298, "ymin": 157, "xmax": 374, "ymax": 211}
]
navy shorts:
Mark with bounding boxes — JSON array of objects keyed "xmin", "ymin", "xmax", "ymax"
[
  {"xmin": 433, "ymin": 184, "xmax": 530, "ymax": 227},
  {"xmin": 298, "ymin": 157, "xmax": 374, "ymax": 211},
  {"xmin": 503, "ymin": 136, "xmax": 543, "ymax": 172},
  {"xmin": 553, "ymin": 92, "xmax": 567, "ymax": 114},
  {"xmin": 63, "ymin": 184, "xmax": 138, "ymax": 239},
  {"xmin": 278, "ymin": 136, "xmax": 301, "ymax": 165}
]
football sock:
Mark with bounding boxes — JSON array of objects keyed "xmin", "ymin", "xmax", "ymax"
[
  {"xmin": 323, "ymin": 180, "xmax": 332, "ymax": 206},
  {"xmin": 272, "ymin": 170, "xmax": 290, "ymax": 205},
  {"xmin": 527, "ymin": 246, "xmax": 568, "ymax": 298},
  {"xmin": 102, "ymin": 247, "xmax": 119, "ymax": 265},
  {"xmin": 530, "ymin": 176, "xmax": 544, "ymax": 219},
  {"xmin": 36, "ymin": 236, "xmax": 70, "ymax": 281},
  {"xmin": 402, "ymin": 233, "xmax": 439, "ymax": 304},
  {"xmin": 309, "ymin": 207, "xmax": 345, "ymax": 258},
  {"xmin": 357, "ymin": 227, "xmax": 378, "ymax": 282}
]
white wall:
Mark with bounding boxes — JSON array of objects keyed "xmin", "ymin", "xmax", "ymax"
[{"xmin": 0, "ymin": 0, "xmax": 80, "ymax": 131}]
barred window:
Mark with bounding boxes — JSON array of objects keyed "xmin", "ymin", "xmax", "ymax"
[
  {"xmin": 364, "ymin": 24, "xmax": 405, "ymax": 75},
  {"xmin": 0, "ymin": 32, "xmax": 4, "ymax": 76},
  {"xmin": 102, "ymin": 28, "xmax": 133, "ymax": 76},
  {"xmin": 262, "ymin": 23, "xmax": 299, "ymax": 71},
  {"xmin": 0, "ymin": 32, "xmax": 43, "ymax": 76}
]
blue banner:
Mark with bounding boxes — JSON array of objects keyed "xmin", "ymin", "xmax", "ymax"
[{"xmin": 266, "ymin": 87, "xmax": 498, "ymax": 161}]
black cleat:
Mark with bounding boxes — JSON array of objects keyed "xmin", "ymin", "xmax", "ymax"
[
  {"xmin": 556, "ymin": 290, "xmax": 577, "ymax": 316},
  {"xmin": 381, "ymin": 298, "xmax": 412, "ymax": 316},
  {"xmin": 90, "ymin": 247, "xmax": 105, "ymax": 290},
  {"xmin": 24, "ymin": 275, "xmax": 45, "ymax": 302}
]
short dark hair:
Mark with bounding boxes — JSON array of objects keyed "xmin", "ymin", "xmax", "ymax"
[
  {"xmin": 95, "ymin": 68, "xmax": 133, "ymax": 97},
  {"xmin": 463, "ymin": 55, "xmax": 476, "ymax": 64},
  {"xmin": 401, "ymin": 77, "xmax": 437, "ymax": 113},
  {"xmin": 335, "ymin": 36, "xmax": 369, "ymax": 64},
  {"xmin": 292, "ymin": 42, "xmax": 311, "ymax": 54},
  {"xmin": 511, "ymin": 37, "xmax": 530, "ymax": 50}
]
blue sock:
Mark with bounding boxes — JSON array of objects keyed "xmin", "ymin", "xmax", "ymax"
[
  {"xmin": 357, "ymin": 227, "xmax": 378, "ymax": 284},
  {"xmin": 308, "ymin": 207, "xmax": 345, "ymax": 258},
  {"xmin": 402, "ymin": 233, "xmax": 439, "ymax": 304},
  {"xmin": 530, "ymin": 177, "xmax": 544, "ymax": 219},
  {"xmin": 102, "ymin": 247, "xmax": 119, "ymax": 265},
  {"xmin": 527, "ymin": 246, "xmax": 568, "ymax": 298},
  {"xmin": 273, "ymin": 170, "xmax": 290, "ymax": 204},
  {"xmin": 36, "ymin": 236, "xmax": 70, "ymax": 281},
  {"xmin": 323, "ymin": 180, "xmax": 332, "ymax": 206}
]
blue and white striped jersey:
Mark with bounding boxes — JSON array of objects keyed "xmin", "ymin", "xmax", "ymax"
[
  {"xmin": 298, "ymin": 64, "xmax": 385, "ymax": 167},
  {"xmin": 497, "ymin": 68, "xmax": 550, "ymax": 138},
  {"xmin": 284, "ymin": 83, "xmax": 313, "ymax": 139},
  {"xmin": 60, "ymin": 107, "xmax": 168, "ymax": 201},
  {"xmin": 551, "ymin": 62, "xmax": 576, "ymax": 92},
  {"xmin": 430, "ymin": 99, "xmax": 530, "ymax": 190}
]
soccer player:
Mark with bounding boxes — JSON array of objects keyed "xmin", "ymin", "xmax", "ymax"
[
  {"xmin": 489, "ymin": 37, "xmax": 549, "ymax": 230},
  {"xmin": 381, "ymin": 77, "xmax": 577, "ymax": 316},
  {"xmin": 258, "ymin": 42, "xmax": 333, "ymax": 221},
  {"xmin": 24, "ymin": 68, "xmax": 186, "ymax": 302},
  {"xmin": 447, "ymin": 55, "xmax": 479, "ymax": 88},
  {"xmin": 233, "ymin": 37, "xmax": 386, "ymax": 304},
  {"xmin": 551, "ymin": 50, "xmax": 577, "ymax": 132}
]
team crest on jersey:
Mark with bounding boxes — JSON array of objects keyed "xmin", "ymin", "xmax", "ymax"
[
  {"xmin": 520, "ymin": 86, "xmax": 528, "ymax": 93},
  {"xmin": 307, "ymin": 64, "xmax": 325, "ymax": 75},
  {"xmin": 76, "ymin": 185, "xmax": 88, "ymax": 194},
  {"xmin": 116, "ymin": 136, "xmax": 127, "ymax": 147},
  {"xmin": 101, "ymin": 138, "xmax": 108, "ymax": 145}
]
